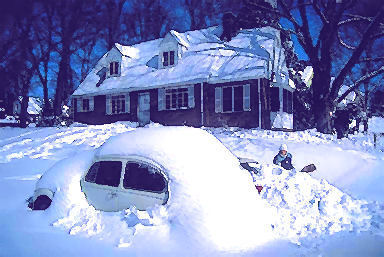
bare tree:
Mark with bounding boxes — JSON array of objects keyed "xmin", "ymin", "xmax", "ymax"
[{"xmin": 244, "ymin": 0, "xmax": 384, "ymax": 133}]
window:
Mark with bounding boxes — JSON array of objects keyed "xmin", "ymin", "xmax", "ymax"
[
  {"xmin": 283, "ymin": 89, "xmax": 293, "ymax": 114},
  {"xmin": 162, "ymin": 51, "xmax": 175, "ymax": 67},
  {"xmin": 82, "ymin": 99, "xmax": 90, "ymax": 112},
  {"xmin": 165, "ymin": 87, "xmax": 188, "ymax": 110},
  {"xmin": 110, "ymin": 62, "xmax": 119, "ymax": 75},
  {"xmin": 222, "ymin": 87, "xmax": 232, "ymax": 112},
  {"xmin": 271, "ymin": 87, "xmax": 280, "ymax": 112},
  {"xmin": 217, "ymin": 85, "xmax": 249, "ymax": 113},
  {"xmin": 123, "ymin": 162, "xmax": 166, "ymax": 193},
  {"xmin": 77, "ymin": 97, "xmax": 94, "ymax": 112},
  {"xmin": 112, "ymin": 95, "xmax": 125, "ymax": 114},
  {"xmin": 106, "ymin": 94, "xmax": 129, "ymax": 115},
  {"xmin": 85, "ymin": 161, "xmax": 122, "ymax": 187}
]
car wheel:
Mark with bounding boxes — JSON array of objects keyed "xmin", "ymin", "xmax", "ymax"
[{"xmin": 32, "ymin": 195, "xmax": 52, "ymax": 210}]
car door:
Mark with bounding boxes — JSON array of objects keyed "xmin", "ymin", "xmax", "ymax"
[
  {"xmin": 117, "ymin": 160, "xmax": 169, "ymax": 211},
  {"xmin": 81, "ymin": 160, "xmax": 123, "ymax": 212}
]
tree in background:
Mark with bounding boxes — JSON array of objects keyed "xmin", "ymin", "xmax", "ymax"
[{"xmin": 237, "ymin": 0, "xmax": 384, "ymax": 133}]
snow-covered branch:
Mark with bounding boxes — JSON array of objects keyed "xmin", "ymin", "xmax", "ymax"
[
  {"xmin": 337, "ymin": 29, "xmax": 355, "ymax": 49},
  {"xmin": 312, "ymin": 0, "xmax": 329, "ymax": 24},
  {"xmin": 336, "ymin": 65, "xmax": 384, "ymax": 103},
  {"xmin": 359, "ymin": 57, "xmax": 384, "ymax": 63}
]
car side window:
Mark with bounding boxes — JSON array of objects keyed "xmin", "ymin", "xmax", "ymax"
[
  {"xmin": 85, "ymin": 161, "xmax": 122, "ymax": 187},
  {"xmin": 123, "ymin": 162, "xmax": 166, "ymax": 193}
]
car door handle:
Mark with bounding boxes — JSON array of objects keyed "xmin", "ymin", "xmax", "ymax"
[{"xmin": 108, "ymin": 192, "xmax": 117, "ymax": 199}]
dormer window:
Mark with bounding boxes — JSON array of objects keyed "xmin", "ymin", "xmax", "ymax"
[
  {"xmin": 162, "ymin": 51, "xmax": 175, "ymax": 67},
  {"xmin": 109, "ymin": 62, "xmax": 119, "ymax": 76}
]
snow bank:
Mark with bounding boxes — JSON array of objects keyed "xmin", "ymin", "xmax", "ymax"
[{"xmin": 250, "ymin": 165, "xmax": 384, "ymax": 246}]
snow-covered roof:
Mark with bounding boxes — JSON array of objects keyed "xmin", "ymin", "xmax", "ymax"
[
  {"xmin": 368, "ymin": 116, "xmax": 384, "ymax": 133},
  {"xmin": 73, "ymin": 26, "xmax": 290, "ymax": 96},
  {"xmin": 337, "ymin": 85, "xmax": 357, "ymax": 108},
  {"xmin": 27, "ymin": 97, "xmax": 42, "ymax": 115}
]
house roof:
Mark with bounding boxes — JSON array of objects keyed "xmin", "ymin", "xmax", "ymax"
[
  {"xmin": 73, "ymin": 26, "xmax": 290, "ymax": 96},
  {"xmin": 27, "ymin": 97, "xmax": 42, "ymax": 115}
]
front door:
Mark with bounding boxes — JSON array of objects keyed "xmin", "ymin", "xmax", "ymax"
[{"xmin": 138, "ymin": 92, "xmax": 150, "ymax": 126}]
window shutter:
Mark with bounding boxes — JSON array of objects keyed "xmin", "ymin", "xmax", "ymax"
[
  {"xmin": 89, "ymin": 97, "xmax": 94, "ymax": 111},
  {"xmin": 77, "ymin": 97, "xmax": 82, "ymax": 112},
  {"xmin": 243, "ymin": 84, "xmax": 250, "ymax": 111},
  {"xmin": 109, "ymin": 63, "xmax": 113, "ymax": 75},
  {"xmin": 125, "ymin": 93, "xmax": 130, "ymax": 113},
  {"xmin": 158, "ymin": 88, "xmax": 165, "ymax": 111},
  {"xmin": 215, "ymin": 87, "xmax": 222, "ymax": 113},
  {"xmin": 188, "ymin": 85, "xmax": 195, "ymax": 108},
  {"xmin": 106, "ymin": 95, "xmax": 111, "ymax": 114}
]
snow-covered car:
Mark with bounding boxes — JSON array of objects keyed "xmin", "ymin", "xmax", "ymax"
[
  {"xmin": 28, "ymin": 126, "xmax": 257, "ymax": 212},
  {"xmin": 25, "ymin": 126, "xmax": 277, "ymax": 251}
]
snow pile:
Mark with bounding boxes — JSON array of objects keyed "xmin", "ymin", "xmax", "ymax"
[{"xmin": 249, "ymin": 165, "xmax": 384, "ymax": 246}]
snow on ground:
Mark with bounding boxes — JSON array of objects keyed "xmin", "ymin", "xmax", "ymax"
[{"xmin": 1, "ymin": 122, "xmax": 384, "ymax": 257}]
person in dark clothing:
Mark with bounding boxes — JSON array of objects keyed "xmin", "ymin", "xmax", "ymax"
[{"xmin": 273, "ymin": 144, "xmax": 294, "ymax": 170}]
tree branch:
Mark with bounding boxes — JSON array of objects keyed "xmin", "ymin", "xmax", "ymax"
[
  {"xmin": 312, "ymin": 0, "xmax": 329, "ymax": 24},
  {"xmin": 336, "ymin": 65, "xmax": 384, "ymax": 103},
  {"xmin": 330, "ymin": 5, "xmax": 384, "ymax": 99}
]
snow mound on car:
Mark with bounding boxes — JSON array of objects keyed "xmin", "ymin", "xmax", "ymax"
[{"xmin": 97, "ymin": 126, "xmax": 276, "ymax": 251}]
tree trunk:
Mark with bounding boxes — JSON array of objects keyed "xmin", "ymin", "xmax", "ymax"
[
  {"xmin": 363, "ymin": 82, "xmax": 369, "ymax": 132},
  {"xmin": 312, "ymin": 70, "xmax": 333, "ymax": 133},
  {"xmin": 19, "ymin": 74, "xmax": 30, "ymax": 128},
  {"xmin": 54, "ymin": 44, "xmax": 70, "ymax": 117}
]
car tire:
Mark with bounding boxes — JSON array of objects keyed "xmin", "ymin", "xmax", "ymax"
[{"xmin": 32, "ymin": 195, "xmax": 52, "ymax": 210}]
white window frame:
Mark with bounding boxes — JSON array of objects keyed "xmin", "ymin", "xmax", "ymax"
[
  {"xmin": 162, "ymin": 50, "xmax": 176, "ymax": 68},
  {"xmin": 109, "ymin": 61, "xmax": 120, "ymax": 76},
  {"xmin": 76, "ymin": 96, "xmax": 94, "ymax": 113},
  {"xmin": 215, "ymin": 84, "xmax": 251, "ymax": 113},
  {"xmin": 106, "ymin": 93, "xmax": 130, "ymax": 115},
  {"xmin": 158, "ymin": 85, "xmax": 194, "ymax": 111}
]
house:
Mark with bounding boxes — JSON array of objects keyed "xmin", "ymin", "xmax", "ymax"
[
  {"xmin": 71, "ymin": 26, "xmax": 294, "ymax": 129},
  {"xmin": 13, "ymin": 97, "xmax": 42, "ymax": 122}
]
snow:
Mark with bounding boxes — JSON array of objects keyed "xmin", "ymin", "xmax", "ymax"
[
  {"xmin": 270, "ymin": 112, "xmax": 293, "ymax": 129},
  {"xmin": 27, "ymin": 97, "xmax": 42, "ymax": 115},
  {"xmin": 1, "ymin": 123, "xmax": 384, "ymax": 256},
  {"xmin": 338, "ymin": 85, "xmax": 357, "ymax": 108},
  {"xmin": 73, "ymin": 26, "xmax": 290, "ymax": 97},
  {"xmin": 368, "ymin": 116, "xmax": 384, "ymax": 133},
  {"xmin": 0, "ymin": 116, "xmax": 19, "ymax": 124}
]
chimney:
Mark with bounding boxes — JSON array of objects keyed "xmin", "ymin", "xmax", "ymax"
[{"xmin": 220, "ymin": 12, "xmax": 238, "ymax": 42}]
